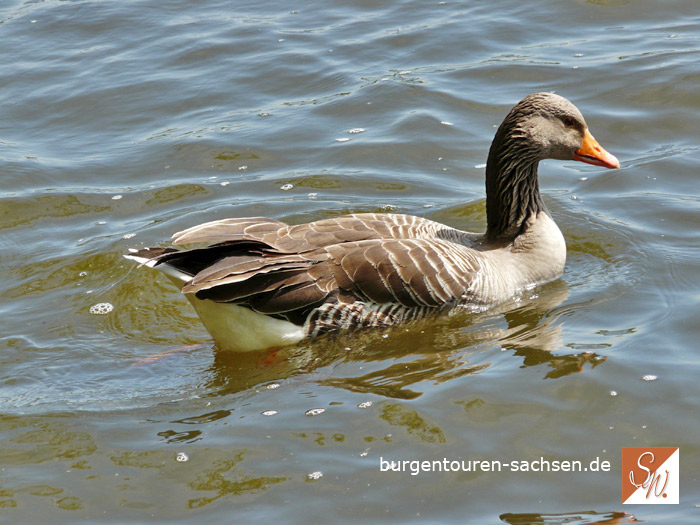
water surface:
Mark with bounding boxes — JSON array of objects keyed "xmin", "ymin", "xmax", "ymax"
[{"xmin": 1, "ymin": 0, "xmax": 699, "ymax": 522}]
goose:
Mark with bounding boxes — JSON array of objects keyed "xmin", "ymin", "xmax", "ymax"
[{"xmin": 125, "ymin": 93, "xmax": 619, "ymax": 352}]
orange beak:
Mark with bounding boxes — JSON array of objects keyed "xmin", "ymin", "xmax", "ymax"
[{"xmin": 572, "ymin": 129, "xmax": 620, "ymax": 169}]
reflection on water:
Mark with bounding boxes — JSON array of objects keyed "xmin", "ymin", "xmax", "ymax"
[
  {"xmin": 201, "ymin": 276, "xmax": 604, "ymax": 401},
  {"xmin": 184, "ymin": 451, "xmax": 287, "ymax": 509},
  {"xmin": 500, "ymin": 282, "xmax": 608, "ymax": 379},
  {"xmin": 500, "ymin": 510, "xmax": 641, "ymax": 524}
]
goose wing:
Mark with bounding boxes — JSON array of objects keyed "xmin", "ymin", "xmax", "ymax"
[
  {"xmin": 147, "ymin": 236, "xmax": 480, "ymax": 326},
  {"xmin": 324, "ymin": 238, "xmax": 480, "ymax": 308},
  {"xmin": 171, "ymin": 213, "xmax": 467, "ymax": 251}
]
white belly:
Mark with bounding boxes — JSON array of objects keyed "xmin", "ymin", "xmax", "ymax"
[
  {"xmin": 125, "ymin": 253, "xmax": 305, "ymax": 351},
  {"xmin": 185, "ymin": 295, "xmax": 305, "ymax": 352}
]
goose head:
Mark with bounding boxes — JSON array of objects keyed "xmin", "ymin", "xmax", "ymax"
[
  {"xmin": 501, "ymin": 92, "xmax": 619, "ymax": 168},
  {"xmin": 485, "ymin": 92, "xmax": 619, "ymax": 240}
]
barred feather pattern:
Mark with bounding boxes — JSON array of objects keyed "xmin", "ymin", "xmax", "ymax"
[
  {"xmin": 144, "ymin": 213, "xmax": 490, "ymax": 337},
  {"xmin": 306, "ymin": 301, "xmax": 439, "ymax": 337}
]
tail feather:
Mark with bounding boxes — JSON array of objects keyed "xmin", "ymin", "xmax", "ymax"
[{"xmin": 123, "ymin": 247, "xmax": 191, "ymax": 284}]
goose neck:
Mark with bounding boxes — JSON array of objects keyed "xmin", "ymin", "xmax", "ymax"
[{"xmin": 484, "ymin": 134, "xmax": 545, "ymax": 241}]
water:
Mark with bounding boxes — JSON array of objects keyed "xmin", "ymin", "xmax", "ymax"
[{"xmin": 1, "ymin": 0, "xmax": 699, "ymax": 522}]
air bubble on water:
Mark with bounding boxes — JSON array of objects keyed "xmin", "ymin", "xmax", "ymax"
[
  {"xmin": 112, "ymin": 195, "xmax": 122, "ymax": 200},
  {"xmin": 609, "ymin": 390, "xmax": 618, "ymax": 397},
  {"xmin": 79, "ymin": 271, "xmax": 88, "ymax": 277},
  {"xmin": 97, "ymin": 221, "xmax": 107, "ymax": 225},
  {"xmin": 267, "ymin": 383, "xmax": 280, "ymax": 390},
  {"xmin": 335, "ymin": 137, "xmax": 350, "ymax": 142},
  {"xmin": 474, "ymin": 163, "xmax": 486, "ymax": 169},
  {"xmin": 258, "ymin": 112, "xmax": 271, "ymax": 117},
  {"xmin": 307, "ymin": 471, "xmax": 323, "ymax": 481},
  {"xmin": 381, "ymin": 204, "xmax": 398, "ymax": 212},
  {"xmin": 348, "ymin": 128, "xmax": 365, "ymax": 134},
  {"xmin": 238, "ymin": 165, "xmax": 248, "ymax": 171},
  {"xmin": 642, "ymin": 375, "xmax": 657, "ymax": 381},
  {"xmin": 280, "ymin": 183, "xmax": 294, "ymax": 191},
  {"xmin": 305, "ymin": 408, "xmax": 325, "ymax": 417},
  {"xmin": 122, "ymin": 233, "xmax": 136, "ymax": 239},
  {"xmin": 440, "ymin": 121, "xmax": 453, "ymax": 126},
  {"xmin": 574, "ymin": 53, "xmax": 584, "ymax": 57},
  {"xmin": 89, "ymin": 303, "xmax": 113, "ymax": 315},
  {"xmin": 176, "ymin": 452, "xmax": 189, "ymax": 462},
  {"xmin": 308, "ymin": 192, "xmax": 318, "ymax": 199},
  {"xmin": 128, "ymin": 248, "xmax": 139, "ymax": 253},
  {"xmin": 262, "ymin": 410, "xmax": 278, "ymax": 416},
  {"xmin": 357, "ymin": 401, "xmax": 373, "ymax": 409},
  {"xmin": 220, "ymin": 181, "xmax": 230, "ymax": 186}
]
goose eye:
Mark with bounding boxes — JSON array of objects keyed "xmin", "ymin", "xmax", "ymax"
[{"xmin": 562, "ymin": 117, "xmax": 575, "ymax": 128}]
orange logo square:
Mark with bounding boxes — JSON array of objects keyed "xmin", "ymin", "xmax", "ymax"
[{"xmin": 622, "ymin": 447, "xmax": 679, "ymax": 504}]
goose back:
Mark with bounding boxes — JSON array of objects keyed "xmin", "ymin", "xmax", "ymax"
[{"xmin": 140, "ymin": 213, "xmax": 486, "ymax": 335}]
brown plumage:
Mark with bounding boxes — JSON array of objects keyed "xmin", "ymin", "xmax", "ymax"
[
  {"xmin": 132, "ymin": 214, "xmax": 481, "ymax": 334},
  {"xmin": 126, "ymin": 93, "xmax": 619, "ymax": 351}
]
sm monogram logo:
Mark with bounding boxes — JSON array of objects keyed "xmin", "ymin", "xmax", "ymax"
[{"xmin": 622, "ymin": 447, "xmax": 679, "ymax": 504}]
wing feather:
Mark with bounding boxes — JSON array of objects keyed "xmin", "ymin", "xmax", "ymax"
[
  {"xmin": 172, "ymin": 217, "xmax": 287, "ymax": 245},
  {"xmin": 136, "ymin": 214, "xmax": 483, "ymax": 329},
  {"xmin": 172, "ymin": 213, "xmax": 469, "ymax": 250},
  {"xmin": 325, "ymin": 238, "xmax": 479, "ymax": 309}
]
